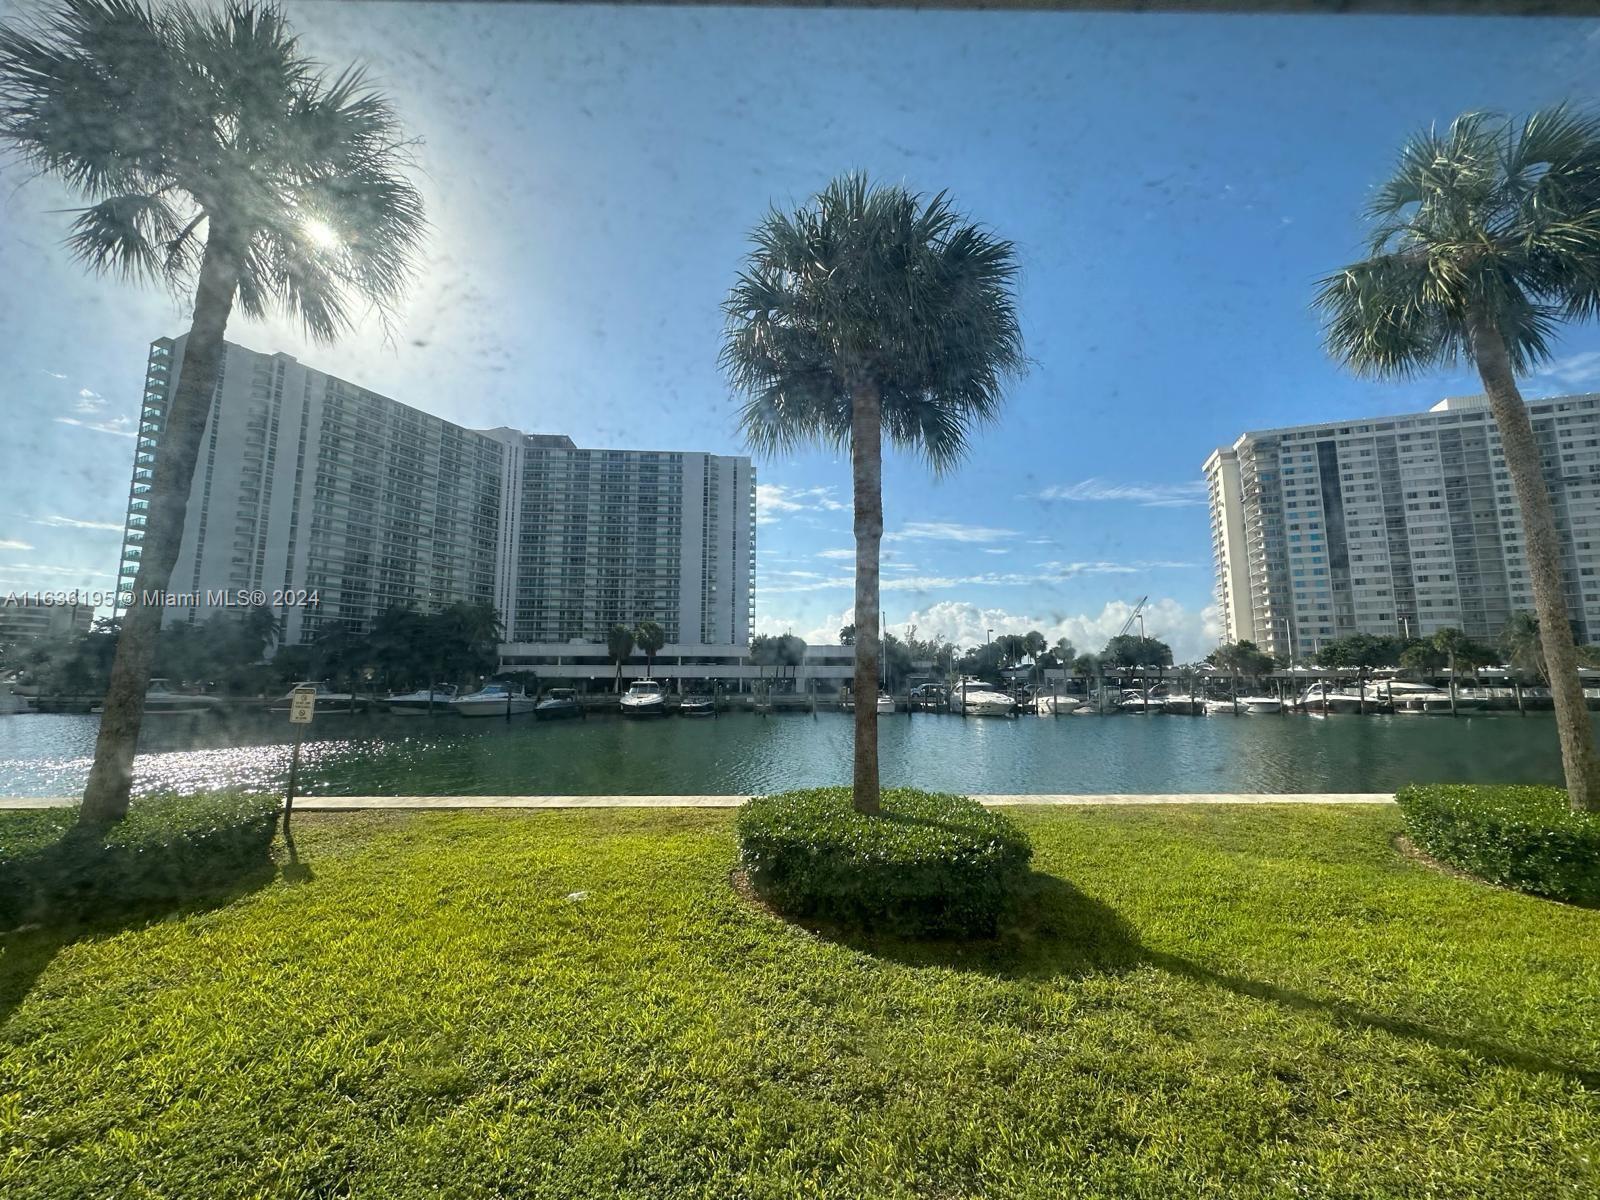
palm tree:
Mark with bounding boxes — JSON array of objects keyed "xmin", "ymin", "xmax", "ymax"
[
  {"xmin": 0, "ymin": 0, "xmax": 425, "ymax": 827},
  {"xmin": 1431, "ymin": 627, "xmax": 1471, "ymax": 717},
  {"xmin": 1500, "ymin": 611, "xmax": 1546, "ymax": 682},
  {"xmin": 1315, "ymin": 107, "xmax": 1600, "ymax": 810},
  {"xmin": 723, "ymin": 174, "xmax": 1024, "ymax": 813},
  {"xmin": 607, "ymin": 624, "xmax": 634, "ymax": 694},
  {"xmin": 633, "ymin": 619, "xmax": 665, "ymax": 682},
  {"xmin": 1023, "ymin": 630, "xmax": 1047, "ymax": 686}
]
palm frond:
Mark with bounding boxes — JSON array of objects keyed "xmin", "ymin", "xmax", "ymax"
[
  {"xmin": 0, "ymin": 0, "xmax": 425, "ymax": 338},
  {"xmin": 723, "ymin": 173, "xmax": 1023, "ymax": 473}
]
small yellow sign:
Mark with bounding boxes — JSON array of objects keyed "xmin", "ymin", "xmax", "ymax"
[{"xmin": 288, "ymin": 686, "xmax": 317, "ymax": 725}]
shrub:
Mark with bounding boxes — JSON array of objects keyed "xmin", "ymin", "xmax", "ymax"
[
  {"xmin": 736, "ymin": 788, "xmax": 1034, "ymax": 936},
  {"xmin": 0, "ymin": 793, "xmax": 280, "ymax": 929},
  {"xmin": 1395, "ymin": 784, "xmax": 1600, "ymax": 904}
]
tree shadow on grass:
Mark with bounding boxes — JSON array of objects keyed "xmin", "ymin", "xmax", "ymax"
[
  {"xmin": 790, "ymin": 871, "xmax": 1600, "ymax": 1090},
  {"xmin": 0, "ymin": 860, "xmax": 281, "ymax": 1028}
]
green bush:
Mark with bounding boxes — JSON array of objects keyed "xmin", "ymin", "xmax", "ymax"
[
  {"xmin": 1396, "ymin": 784, "xmax": 1600, "ymax": 904},
  {"xmin": 0, "ymin": 793, "xmax": 280, "ymax": 929},
  {"xmin": 736, "ymin": 788, "xmax": 1034, "ymax": 936}
]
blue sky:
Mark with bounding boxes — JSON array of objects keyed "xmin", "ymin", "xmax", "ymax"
[{"xmin": 5, "ymin": 3, "xmax": 1600, "ymax": 659}]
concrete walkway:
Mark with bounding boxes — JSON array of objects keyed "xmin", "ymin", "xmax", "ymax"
[{"xmin": 0, "ymin": 793, "xmax": 1395, "ymax": 809}]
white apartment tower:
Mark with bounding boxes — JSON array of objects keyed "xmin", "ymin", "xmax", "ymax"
[
  {"xmin": 117, "ymin": 337, "xmax": 755, "ymax": 648},
  {"xmin": 1203, "ymin": 394, "xmax": 1600, "ymax": 657}
]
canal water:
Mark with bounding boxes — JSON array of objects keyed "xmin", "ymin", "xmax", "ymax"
[{"xmin": 0, "ymin": 708, "xmax": 1585, "ymax": 797}]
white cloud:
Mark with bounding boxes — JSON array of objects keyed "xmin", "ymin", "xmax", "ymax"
[
  {"xmin": 55, "ymin": 415, "xmax": 135, "ymax": 438},
  {"xmin": 74, "ymin": 388, "xmax": 106, "ymax": 414},
  {"xmin": 884, "ymin": 521, "xmax": 1019, "ymax": 544},
  {"xmin": 1535, "ymin": 351, "xmax": 1600, "ymax": 389},
  {"xmin": 32, "ymin": 515, "xmax": 124, "ymax": 532},
  {"xmin": 815, "ymin": 548, "xmax": 854, "ymax": 560},
  {"xmin": 1030, "ymin": 478, "xmax": 1208, "ymax": 508},
  {"xmin": 40, "ymin": 369, "xmax": 67, "ymax": 380},
  {"xmin": 755, "ymin": 483, "xmax": 847, "ymax": 525},
  {"xmin": 0, "ymin": 563, "xmax": 114, "ymax": 579},
  {"xmin": 0, "ymin": 540, "xmax": 34, "ymax": 551}
]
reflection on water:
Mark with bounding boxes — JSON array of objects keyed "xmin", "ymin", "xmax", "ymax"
[{"xmin": 0, "ymin": 708, "xmax": 1582, "ymax": 797}]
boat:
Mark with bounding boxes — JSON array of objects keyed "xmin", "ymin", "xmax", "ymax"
[
  {"xmin": 1159, "ymin": 696, "xmax": 1207, "ymax": 715},
  {"xmin": 1295, "ymin": 683, "xmax": 1365, "ymax": 714},
  {"xmin": 272, "ymin": 681, "xmax": 361, "ymax": 711},
  {"xmin": 619, "ymin": 679, "xmax": 668, "ymax": 717},
  {"xmin": 877, "ymin": 693, "xmax": 897, "ymax": 714},
  {"xmin": 534, "ymin": 687, "xmax": 582, "ymax": 720},
  {"xmin": 1238, "ymin": 695, "xmax": 1284, "ymax": 714},
  {"xmin": 450, "ymin": 682, "xmax": 535, "ymax": 717},
  {"xmin": 1378, "ymin": 680, "xmax": 1483, "ymax": 714},
  {"xmin": 143, "ymin": 678, "xmax": 225, "ymax": 713},
  {"xmin": 679, "ymin": 694, "xmax": 716, "ymax": 718},
  {"xmin": 386, "ymin": 685, "xmax": 457, "ymax": 714},
  {"xmin": 1117, "ymin": 690, "xmax": 1160, "ymax": 713},
  {"xmin": 951, "ymin": 678, "xmax": 1016, "ymax": 717},
  {"xmin": 1035, "ymin": 692, "xmax": 1082, "ymax": 715}
]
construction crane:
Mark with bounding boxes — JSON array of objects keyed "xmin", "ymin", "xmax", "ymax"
[{"xmin": 1116, "ymin": 596, "xmax": 1149, "ymax": 641}]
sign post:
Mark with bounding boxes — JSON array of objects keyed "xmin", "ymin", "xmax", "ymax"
[{"xmin": 285, "ymin": 685, "xmax": 316, "ymax": 837}]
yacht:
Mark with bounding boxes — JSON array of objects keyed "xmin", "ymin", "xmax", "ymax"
[
  {"xmin": 1034, "ymin": 692, "xmax": 1082, "ymax": 715},
  {"xmin": 619, "ymin": 679, "xmax": 668, "ymax": 717},
  {"xmin": 1159, "ymin": 696, "xmax": 1207, "ymax": 715},
  {"xmin": 1296, "ymin": 683, "xmax": 1365, "ymax": 714},
  {"xmin": 877, "ymin": 693, "xmax": 897, "ymax": 714},
  {"xmin": 1379, "ymin": 680, "xmax": 1483, "ymax": 714},
  {"xmin": 386, "ymin": 685, "xmax": 457, "ymax": 714},
  {"xmin": 1237, "ymin": 694, "xmax": 1284, "ymax": 714},
  {"xmin": 451, "ymin": 683, "xmax": 535, "ymax": 718},
  {"xmin": 534, "ymin": 688, "xmax": 583, "ymax": 720},
  {"xmin": 952, "ymin": 678, "xmax": 1016, "ymax": 717},
  {"xmin": 1117, "ymin": 690, "xmax": 1160, "ymax": 713},
  {"xmin": 272, "ymin": 681, "xmax": 360, "ymax": 710},
  {"xmin": 679, "ymin": 694, "xmax": 717, "ymax": 718},
  {"xmin": 143, "ymin": 679, "xmax": 225, "ymax": 713}
]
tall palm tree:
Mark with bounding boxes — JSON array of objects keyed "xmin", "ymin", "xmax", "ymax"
[
  {"xmin": 632, "ymin": 619, "xmax": 665, "ymax": 682},
  {"xmin": 1023, "ymin": 630, "xmax": 1047, "ymax": 686},
  {"xmin": 723, "ymin": 174, "xmax": 1024, "ymax": 813},
  {"xmin": 1316, "ymin": 107, "xmax": 1600, "ymax": 810},
  {"xmin": 607, "ymin": 624, "xmax": 634, "ymax": 694},
  {"xmin": 1500, "ymin": 612, "xmax": 1546, "ymax": 682},
  {"xmin": 0, "ymin": 0, "xmax": 425, "ymax": 827}
]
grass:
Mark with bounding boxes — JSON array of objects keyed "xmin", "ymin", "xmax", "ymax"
[{"xmin": 1, "ymin": 803, "xmax": 1597, "ymax": 1199}]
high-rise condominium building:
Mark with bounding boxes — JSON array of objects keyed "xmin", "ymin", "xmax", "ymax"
[
  {"xmin": 1203, "ymin": 393, "xmax": 1600, "ymax": 658},
  {"xmin": 117, "ymin": 338, "xmax": 755, "ymax": 648}
]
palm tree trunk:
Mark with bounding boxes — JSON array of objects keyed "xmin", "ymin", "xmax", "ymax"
[
  {"xmin": 1470, "ymin": 310, "xmax": 1600, "ymax": 810},
  {"xmin": 79, "ymin": 231, "xmax": 238, "ymax": 828},
  {"xmin": 850, "ymin": 379, "xmax": 883, "ymax": 815},
  {"xmin": 1447, "ymin": 652, "xmax": 1458, "ymax": 718}
]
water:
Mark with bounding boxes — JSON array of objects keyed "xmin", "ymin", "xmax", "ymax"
[{"xmin": 0, "ymin": 708, "xmax": 1584, "ymax": 797}]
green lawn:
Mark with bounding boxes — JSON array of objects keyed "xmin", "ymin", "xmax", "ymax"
[{"xmin": 2, "ymin": 804, "xmax": 1597, "ymax": 1199}]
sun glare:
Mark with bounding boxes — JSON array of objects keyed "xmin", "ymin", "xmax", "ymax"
[{"xmin": 301, "ymin": 217, "xmax": 340, "ymax": 251}]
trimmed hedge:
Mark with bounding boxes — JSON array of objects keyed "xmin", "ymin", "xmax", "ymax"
[
  {"xmin": 1396, "ymin": 784, "xmax": 1600, "ymax": 904},
  {"xmin": 0, "ymin": 793, "xmax": 280, "ymax": 929},
  {"xmin": 736, "ymin": 788, "xmax": 1034, "ymax": 936}
]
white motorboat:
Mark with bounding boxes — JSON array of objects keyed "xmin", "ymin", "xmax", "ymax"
[
  {"xmin": 451, "ymin": 682, "xmax": 535, "ymax": 717},
  {"xmin": 1159, "ymin": 696, "xmax": 1207, "ymax": 715},
  {"xmin": 1296, "ymin": 684, "xmax": 1365, "ymax": 714},
  {"xmin": 1117, "ymin": 690, "xmax": 1160, "ymax": 713},
  {"xmin": 144, "ymin": 678, "xmax": 225, "ymax": 713},
  {"xmin": 877, "ymin": 693, "xmax": 896, "ymax": 714},
  {"xmin": 1238, "ymin": 695, "xmax": 1284, "ymax": 714},
  {"xmin": 952, "ymin": 678, "xmax": 1016, "ymax": 717},
  {"xmin": 1035, "ymin": 693, "xmax": 1082, "ymax": 715},
  {"xmin": 386, "ymin": 685, "xmax": 457, "ymax": 714},
  {"xmin": 619, "ymin": 679, "xmax": 668, "ymax": 717},
  {"xmin": 1379, "ymin": 680, "xmax": 1483, "ymax": 714}
]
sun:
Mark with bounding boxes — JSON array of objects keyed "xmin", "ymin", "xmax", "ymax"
[{"xmin": 301, "ymin": 217, "xmax": 340, "ymax": 251}]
